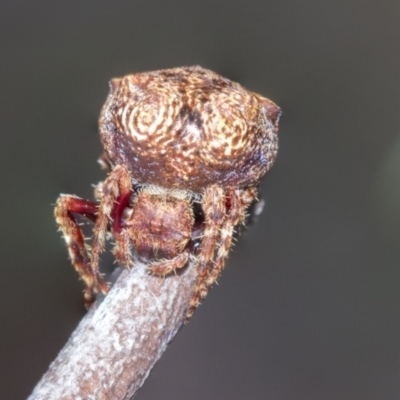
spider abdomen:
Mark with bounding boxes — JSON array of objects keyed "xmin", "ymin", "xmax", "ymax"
[{"xmin": 99, "ymin": 66, "xmax": 281, "ymax": 191}]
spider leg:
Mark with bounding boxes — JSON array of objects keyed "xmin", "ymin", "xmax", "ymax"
[
  {"xmin": 91, "ymin": 164, "xmax": 133, "ymax": 276},
  {"xmin": 185, "ymin": 187, "xmax": 258, "ymax": 322},
  {"xmin": 112, "ymin": 229, "xmax": 133, "ymax": 268},
  {"xmin": 204, "ymin": 188, "xmax": 257, "ymax": 288},
  {"xmin": 54, "ymin": 195, "xmax": 107, "ymax": 306},
  {"xmin": 203, "ymin": 188, "xmax": 242, "ymax": 288},
  {"xmin": 150, "ymin": 251, "xmax": 190, "ymax": 276},
  {"xmin": 186, "ymin": 185, "xmax": 226, "ymax": 321},
  {"xmin": 93, "ymin": 181, "xmax": 104, "ymax": 201},
  {"xmin": 239, "ymin": 187, "xmax": 259, "ymax": 215}
]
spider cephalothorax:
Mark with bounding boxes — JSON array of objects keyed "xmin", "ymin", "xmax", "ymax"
[{"xmin": 55, "ymin": 66, "xmax": 280, "ymax": 320}]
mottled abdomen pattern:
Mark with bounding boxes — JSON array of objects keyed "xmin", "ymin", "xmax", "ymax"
[{"xmin": 99, "ymin": 66, "xmax": 280, "ymax": 191}]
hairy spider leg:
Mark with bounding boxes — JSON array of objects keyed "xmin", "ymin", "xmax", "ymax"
[
  {"xmin": 203, "ymin": 189, "xmax": 242, "ymax": 288},
  {"xmin": 239, "ymin": 187, "xmax": 259, "ymax": 211},
  {"xmin": 185, "ymin": 187, "xmax": 259, "ymax": 322},
  {"xmin": 204, "ymin": 187, "xmax": 257, "ymax": 289},
  {"xmin": 186, "ymin": 185, "xmax": 226, "ymax": 321},
  {"xmin": 110, "ymin": 174, "xmax": 134, "ymax": 268},
  {"xmin": 150, "ymin": 252, "xmax": 190, "ymax": 276},
  {"xmin": 54, "ymin": 195, "xmax": 108, "ymax": 306},
  {"xmin": 91, "ymin": 164, "xmax": 133, "ymax": 273}
]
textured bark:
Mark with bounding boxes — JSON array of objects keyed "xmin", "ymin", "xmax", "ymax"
[{"xmin": 28, "ymin": 259, "xmax": 197, "ymax": 400}]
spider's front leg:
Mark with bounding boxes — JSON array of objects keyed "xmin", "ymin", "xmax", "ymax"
[
  {"xmin": 150, "ymin": 252, "xmax": 190, "ymax": 276},
  {"xmin": 186, "ymin": 185, "xmax": 226, "ymax": 320},
  {"xmin": 54, "ymin": 195, "xmax": 108, "ymax": 306},
  {"xmin": 55, "ymin": 164, "xmax": 134, "ymax": 308},
  {"xmin": 91, "ymin": 164, "xmax": 134, "ymax": 273},
  {"xmin": 204, "ymin": 187, "xmax": 257, "ymax": 288},
  {"xmin": 185, "ymin": 186, "xmax": 258, "ymax": 321}
]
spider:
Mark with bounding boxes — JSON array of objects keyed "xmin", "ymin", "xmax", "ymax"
[{"xmin": 54, "ymin": 66, "xmax": 281, "ymax": 321}]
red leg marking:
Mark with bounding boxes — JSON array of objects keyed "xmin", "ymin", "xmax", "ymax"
[
  {"xmin": 111, "ymin": 190, "xmax": 132, "ymax": 234},
  {"xmin": 64, "ymin": 196, "xmax": 98, "ymax": 221}
]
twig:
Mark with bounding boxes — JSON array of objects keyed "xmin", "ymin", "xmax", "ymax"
[{"xmin": 27, "ymin": 258, "xmax": 198, "ymax": 400}]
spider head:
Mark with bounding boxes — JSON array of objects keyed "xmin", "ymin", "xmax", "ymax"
[{"xmin": 126, "ymin": 186, "xmax": 194, "ymax": 260}]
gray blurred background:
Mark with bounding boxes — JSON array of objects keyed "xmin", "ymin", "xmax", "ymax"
[{"xmin": 1, "ymin": 1, "xmax": 400, "ymax": 399}]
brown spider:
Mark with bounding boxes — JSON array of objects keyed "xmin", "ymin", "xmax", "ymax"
[{"xmin": 54, "ymin": 66, "xmax": 281, "ymax": 321}]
